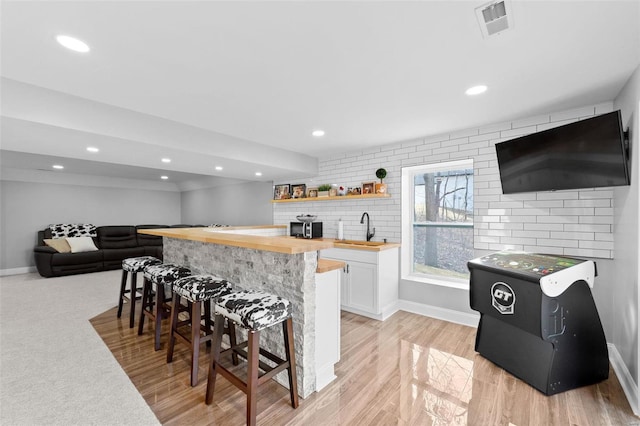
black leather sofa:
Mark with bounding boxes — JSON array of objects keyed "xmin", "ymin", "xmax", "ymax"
[{"xmin": 34, "ymin": 224, "xmax": 197, "ymax": 278}]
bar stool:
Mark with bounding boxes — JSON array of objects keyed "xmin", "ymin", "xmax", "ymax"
[
  {"xmin": 205, "ymin": 290, "xmax": 299, "ymax": 426},
  {"xmin": 166, "ymin": 274, "xmax": 233, "ymax": 386},
  {"xmin": 118, "ymin": 256, "xmax": 161, "ymax": 328},
  {"xmin": 138, "ymin": 263, "xmax": 191, "ymax": 350}
]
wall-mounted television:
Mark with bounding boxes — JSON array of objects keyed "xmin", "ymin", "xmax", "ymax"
[{"xmin": 495, "ymin": 110, "xmax": 630, "ymax": 194}]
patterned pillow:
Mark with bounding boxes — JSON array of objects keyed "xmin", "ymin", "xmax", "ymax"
[{"xmin": 49, "ymin": 224, "xmax": 97, "ymax": 239}]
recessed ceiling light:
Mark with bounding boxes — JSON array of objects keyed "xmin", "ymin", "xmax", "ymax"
[
  {"xmin": 56, "ymin": 35, "xmax": 90, "ymax": 53},
  {"xmin": 161, "ymin": 175, "xmax": 169, "ymax": 180},
  {"xmin": 86, "ymin": 147, "xmax": 99, "ymax": 153},
  {"xmin": 52, "ymin": 165, "xmax": 64, "ymax": 170},
  {"xmin": 465, "ymin": 85, "xmax": 488, "ymax": 96},
  {"xmin": 215, "ymin": 166, "xmax": 223, "ymax": 171},
  {"xmin": 312, "ymin": 130, "xmax": 325, "ymax": 137},
  {"xmin": 255, "ymin": 172, "xmax": 262, "ymax": 177},
  {"xmin": 161, "ymin": 158, "xmax": 171, "ymax": 163}
]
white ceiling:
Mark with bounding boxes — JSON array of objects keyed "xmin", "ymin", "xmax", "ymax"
[{"xmin": 1, "ymin": 1, "xmax": 639, "ymax": 186}]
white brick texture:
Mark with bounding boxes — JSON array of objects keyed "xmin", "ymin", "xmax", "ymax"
[{"xmin": 273, "ymin": 102, "xmax": 616, "ymax": 259}]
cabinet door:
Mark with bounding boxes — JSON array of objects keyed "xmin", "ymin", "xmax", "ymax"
[{"xmin": 347, "ymin": 261, "xmax": 377, "ymax": 313}]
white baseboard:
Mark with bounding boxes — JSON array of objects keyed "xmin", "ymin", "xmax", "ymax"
[
  {"xmin": 0, "ymin": 266, "xmax": 36, "ymax": 277},
  {"xmin": 398, "ymin": 299, "xmax": 480, "ymax": 328},
  {"xmin": 608, "ymin": 343, "xmax": 640, "ymax": 416}
]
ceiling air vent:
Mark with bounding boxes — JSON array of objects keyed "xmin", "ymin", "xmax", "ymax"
[{"xmin": 475, "ymin": 0, "xmax": 513, "ymax": 38}]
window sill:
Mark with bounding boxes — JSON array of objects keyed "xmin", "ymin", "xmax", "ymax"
[{"xmin": 402, "ymin": 273, "xmax": 470, "ymax": 290}]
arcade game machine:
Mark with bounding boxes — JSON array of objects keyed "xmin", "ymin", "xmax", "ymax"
[{"xmin": 468, "ymin": 251, "xmax": 609, "ymax": 395}]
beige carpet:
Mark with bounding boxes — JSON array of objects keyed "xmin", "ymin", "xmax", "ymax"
[{"xmin": 0, "ymin": 270, "xmax": 160, "ymax": 425}]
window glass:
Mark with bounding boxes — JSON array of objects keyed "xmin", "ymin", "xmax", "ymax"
[{"xmin": 405, "ymin": 160, "xmax": 474, "ymax": 282}]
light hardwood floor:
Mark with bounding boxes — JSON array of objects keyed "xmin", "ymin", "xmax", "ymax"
[{"xmin": 90, "ymin": 307, "xmax": 639, "ymax": 425}]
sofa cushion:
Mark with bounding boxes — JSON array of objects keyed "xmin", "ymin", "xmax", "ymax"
[
  {"xmin": 50, "ymin": 224, "xmax": 96, "ymax": 239},
  {"xmin": 67, "ymin": 237, "xmax": 100, "ymax": 253},
  {"xmin": 43, "ymin": 238, "xmax": 71, "ymax": 253},
  {"xmin": 97, "ymin": 226, "xmax": 138, "ymax": 249},
  {"xmin": 102, "ymin": 247, "xmax": 146, "ymax": 262},
  {"xmin": 51, "ymin": 250, "xmax": 103, "ymax": 266}
]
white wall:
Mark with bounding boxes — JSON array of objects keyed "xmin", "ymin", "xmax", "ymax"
[
  {"xmin": 0, "ymin": 179, "xmax": 181, "ymax": 272},
  {"xmin": 275, "ymin": 102, "xmax": 618, "ymax": 259},
  {"xmin": 180, "ymin": 181, "xmax": 273, "ymax": 226},
  {"xmin": 613, "ymin": 64, "xmax": 640, "ymax": 414},
  {"xmin": 274, "ymin": 101, "xmax": 625, "ymax": 326}
]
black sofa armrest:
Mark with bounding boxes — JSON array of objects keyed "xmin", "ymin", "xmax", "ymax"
[
  {"xmin": 34, "ymin": 245, "xmax": 57, "ymax": 254},
  {"xmin": 34, "ymin": 246, "xmax": 56, "ymax": 277}
]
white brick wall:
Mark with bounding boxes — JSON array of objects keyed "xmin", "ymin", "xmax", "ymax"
[{"xmin": 274, "ymin": 102, "xmax": 616, "ymax": 259}]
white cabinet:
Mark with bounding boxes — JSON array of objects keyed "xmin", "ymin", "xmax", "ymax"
[
  {"xmin": 314, "ymin": 268, "xmax": 341, "ymax": 391},
  {"xmin": 320, "ymin": 247, "xmax": 399, "ymax": 321}
]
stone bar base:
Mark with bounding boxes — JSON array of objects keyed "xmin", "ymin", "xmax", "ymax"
[{"xmin": 164, "ymin": 237, "xmax": 318, "ymax": 398}]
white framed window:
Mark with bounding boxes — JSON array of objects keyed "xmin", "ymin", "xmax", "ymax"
[{"xmin": 401, "ymin": 159, "xmax": 474, "ymax": 288}]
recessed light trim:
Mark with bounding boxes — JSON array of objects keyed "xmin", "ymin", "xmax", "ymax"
[
  {"xmin": 52, "ymin": 164, "xmax": 64, "ymax": 169},
  {"xmin": 161, "ymin": 175, "xmax": 169, "ymax": 180},
  {"xmin": 465, "ymin": 85, "xmax": 488, "ymax": 96},
  {"xmin": 312, "ymin": 130, "xmax": 325, "ymax": 137},
  {"xmin": 86, "ymin": 147, "xmax": 99, "ymax": 153},
  {"xmin": 56, "ymin": 35, "xmax": 90, "ymax": 53},
  {"xmin": 161, "ymin": 158, "xmax": 171, "ymax": 163}
]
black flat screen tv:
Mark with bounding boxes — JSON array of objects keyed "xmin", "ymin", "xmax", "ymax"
[{"xmin": 495, "ymin": 110, "xmax": 630, "ymax": 194}]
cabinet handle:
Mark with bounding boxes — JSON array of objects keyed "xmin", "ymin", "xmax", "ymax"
[{"xmin": 346, "ymin": 264, "xmax": 350, "ymax": 273}]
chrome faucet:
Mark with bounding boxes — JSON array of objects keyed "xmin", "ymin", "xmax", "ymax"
[{"xmin": 360, "ymin": 212, "xmax": 376, "ymax": 241}]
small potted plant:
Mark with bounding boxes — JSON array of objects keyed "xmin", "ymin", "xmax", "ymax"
[
  {"xmin": 375, "ymin": 168, "xmax": 388, "ymax": 194},
  {"xmin": 317, "ymin": 184, "xmax": 332, "ymax": 197}
]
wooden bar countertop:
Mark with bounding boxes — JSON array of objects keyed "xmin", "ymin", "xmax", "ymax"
[
  {"xmin": 137, "ymin": 226, "xmax": 401, "ymax": 256},
  {"xmin": 316, "ymin": 258, "xmax": 345, "ymax": 273},
  {"xmin": 137, "ymin": 226, "xmax": 335, "ymax": 254}
]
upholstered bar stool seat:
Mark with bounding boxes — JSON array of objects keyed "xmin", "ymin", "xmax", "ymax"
[
  {"xmin": 138, "ymin": 263, "xmax": 191, "ymax": 350},
  {"xmin": 206, "ymin": 290, "xmax": 298, "ymax": 426},
  {"xmin": 118, "ymin": 256, "xmax": 161, "ymax": 328},
  {"xmin": 167, "ymin": 275, "xmax": 233, "ymax": 386}
]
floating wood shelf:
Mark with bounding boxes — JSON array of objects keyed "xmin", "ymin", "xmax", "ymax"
[{"xmin": 271, "ymin": 193, "xmax": 391, "ymax": 203}]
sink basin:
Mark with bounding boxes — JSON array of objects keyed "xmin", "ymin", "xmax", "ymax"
[{"xmin": 336, "ymin": 240, "xmax": 385, "ymax": 246}]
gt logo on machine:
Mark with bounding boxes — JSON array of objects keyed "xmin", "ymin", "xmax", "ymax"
[{"xmin": 491, "ymin": 282, "xmax": 515, "ymax": 315}]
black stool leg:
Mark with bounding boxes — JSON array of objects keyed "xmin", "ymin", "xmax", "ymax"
[
  {"xmin": 153, "ymin": 283, "xmax": 166, "ymax": 351},
  {"xmin": 117, "ymin": 270, "xmax": 128, "ymax": 318},
  {"xmin": 227, "ymin": 320, "xmax": 239, "ymax": 365},
  {"xmin": 129, "ymin": 272, "xmax": 138, "ymax": 328},
  {"xmin": 205, "ymin": 313, "xmax": 226, "ymax": 405},
  {"xmin": 190, "ymin": 300, "xmax": 202, "ymax": 386},
  {"xmin": 246, "ymin": 330, "xmax": 260, "ymax": 426},
  {"xmin": 205, "ymin": 300, "xmax": 213, "ymax": 348},
  {"xmin": 166, "ymin": 293, "xmax": 181, "ymax": 363},
  {"xmin": 283, "ymin": 318, "xmax": 299, "ymax": 408},
  {"xmin": 138, "ymin": 277, "xmax": 151, "ymax": 336}
]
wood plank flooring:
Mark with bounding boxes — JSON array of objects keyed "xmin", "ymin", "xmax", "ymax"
[{"xmin": 90, "ymin": 307, "xmax": 639, "ymax": 425}]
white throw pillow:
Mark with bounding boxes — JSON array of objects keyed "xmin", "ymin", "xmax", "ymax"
[{"xmin": 66, "ymin": 237, "xmax": 99, "ymax": 253}]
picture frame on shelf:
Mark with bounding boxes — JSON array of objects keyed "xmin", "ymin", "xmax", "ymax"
[
  {"xmin": 291, "ymin": 184, "xmax": 306, "ymax": 199},
  {"xmin": 362, "ymin": 181, "xmax": 375, "ymax": 195},
  {"xmin": 306, "ymin": 187, "xmax": 318, "ymax": 198},
  {"xmin": 329, "ymin": 187, "xmax": 338, "ymax": 197},
  {"xmin": 274, "ymin": 184, "xmax": 290, "ymax": 200},
  {"xmin": 348, "ymin": 187, "xmax": 361, "ymax": 195}
]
